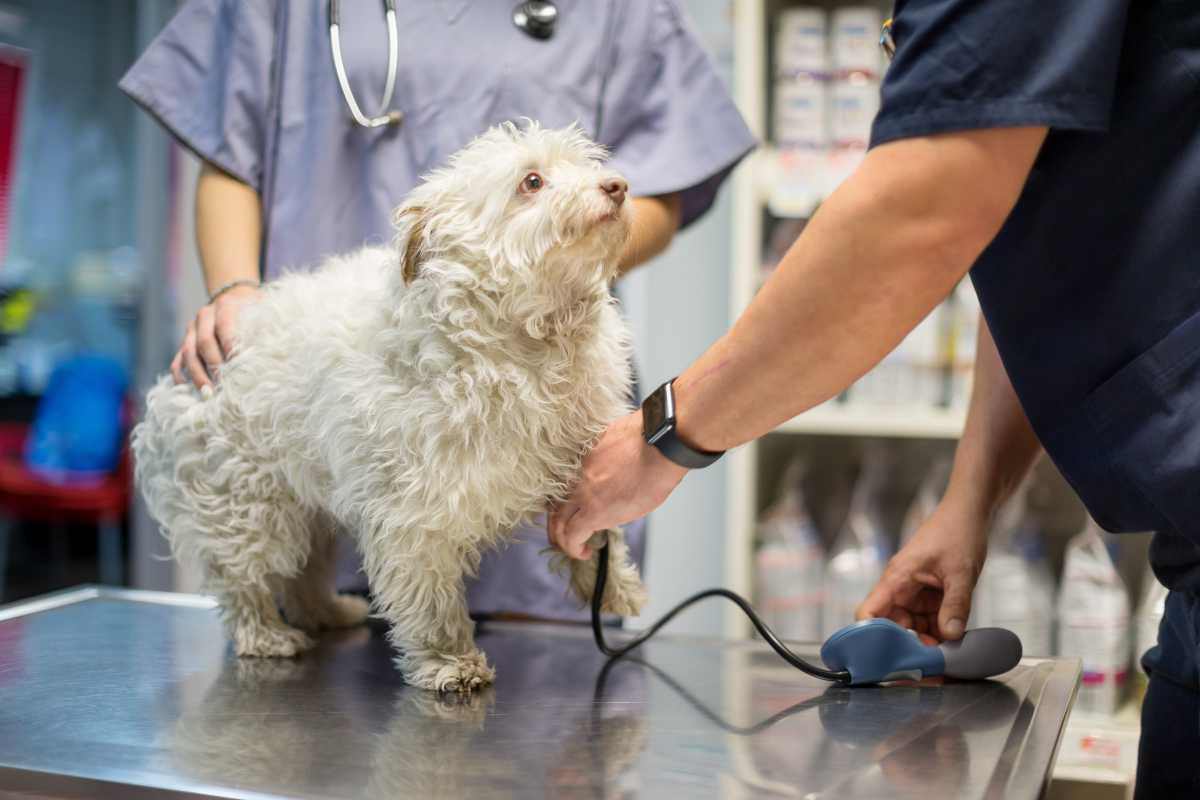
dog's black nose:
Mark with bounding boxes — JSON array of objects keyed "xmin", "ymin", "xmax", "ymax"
[{"xmin": 600, "ymin": 178, "xmax": 628, "ymax": 206}]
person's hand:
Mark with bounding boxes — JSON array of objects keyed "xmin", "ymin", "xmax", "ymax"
[
  {"xmin": 171, "ymin": 283, "xmax": 261, "ymax": 389},
  {"xmin": 547, "ymin": 410, "xmax": 688, "ymax": 559},
  {"xmin": 856, "ymin": 500, "xmax": 989, "ymax": 641}
]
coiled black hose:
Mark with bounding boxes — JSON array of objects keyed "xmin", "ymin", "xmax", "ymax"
[{"xmin": 590, "ymin": 541, "xmax": 852, "ymax": 684}]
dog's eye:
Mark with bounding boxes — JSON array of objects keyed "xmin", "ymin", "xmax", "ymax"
[{"xmin": 519, "ymin": 172, "xmax": 544, "ymax": 194}]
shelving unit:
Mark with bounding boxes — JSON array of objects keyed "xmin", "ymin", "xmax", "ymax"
[
  {"xmin": 725, "ymin": 0, "xmax": 931, "ymax": 636},
  {"xmin": 776, "ymin": 401, "xmax": 965, "ymax": 438},
  {"xmin": 725, "ymin": 3, "xmax": 1141, "ymax": 795}
]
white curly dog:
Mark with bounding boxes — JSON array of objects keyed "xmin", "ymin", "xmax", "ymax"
[{"xmin": 133, "ymin": 123, "xmax": 647, "ymax": 692}]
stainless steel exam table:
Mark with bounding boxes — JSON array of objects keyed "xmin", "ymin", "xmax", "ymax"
[{"xmin": 0, "ymin": 586, "xmax": 1079, "ymax": 798}]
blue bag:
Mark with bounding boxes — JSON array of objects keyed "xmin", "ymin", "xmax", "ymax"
[{"xmin": 24, "ymin": 355, "xmax": 128, "ymax": 481}]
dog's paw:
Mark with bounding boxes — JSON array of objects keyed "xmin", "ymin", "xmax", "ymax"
[
  {"xmin": 403, "ymin": 650, "xmax": 496, "ymax": 694},
  {"xmin": 284, "ymin": 592, "xmax": 370, "ymax": 632},
  {"xmin": 603, "ymin": 582, "xmax": 648, "ymax": 617},
  {"xmin": 323, "ymin": 593, "xmax": 371, "ymax": 628},
  {"xmin": 234, "ymin": 624, "xmax": 315, "ymax": 658}
]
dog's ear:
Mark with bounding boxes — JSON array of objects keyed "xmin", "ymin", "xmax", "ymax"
[{"xmin": 394, "ymin": 206, "xmax": 428, "ymax": 285}]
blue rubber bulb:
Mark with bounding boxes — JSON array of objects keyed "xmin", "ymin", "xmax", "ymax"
[{"xmin": 820, "ymin": 619, "xmax": 1022, "ymax": 686}]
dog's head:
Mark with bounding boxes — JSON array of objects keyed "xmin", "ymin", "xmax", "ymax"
[{"xmin": 393, "ymin": 122, "xmax": 631, "ymax": 291}]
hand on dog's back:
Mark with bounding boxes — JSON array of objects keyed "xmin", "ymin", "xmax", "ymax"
[{"xmin": 172, "ymin": 284, "xmax": 262, "ymax": 391}]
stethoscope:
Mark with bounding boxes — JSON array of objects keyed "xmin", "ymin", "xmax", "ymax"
[{"xmin": 328, "ymin": 0, "xmax": 560, "ymax": 129}]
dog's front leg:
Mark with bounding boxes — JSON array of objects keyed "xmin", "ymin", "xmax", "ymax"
[
  {"xmin": 363, "ymin": 530, "xmax": 495, "ymax": 692},
  {"xmin": 550, "ymin": 528, "xmax": 647, "ymax": 616}
]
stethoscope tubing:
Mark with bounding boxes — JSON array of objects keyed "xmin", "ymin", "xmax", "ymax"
[{"xmin": 329, "ymin": 0, "xmax": 401, "ymax": 128}]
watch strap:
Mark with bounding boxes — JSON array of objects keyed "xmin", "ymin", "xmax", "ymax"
[{"xmin": 652, "ymin": 427, "xmax": 724, "ymax": 469}]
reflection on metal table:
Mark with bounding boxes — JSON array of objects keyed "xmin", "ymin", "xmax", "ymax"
[{"xmin": 0, "ymin": 586, "xmax": 1080, "ymax": 799}]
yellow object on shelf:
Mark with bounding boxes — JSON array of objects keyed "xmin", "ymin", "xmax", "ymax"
[{"xmin": 0, "ymin": 289, "xmax": 35, "ymax": 335}]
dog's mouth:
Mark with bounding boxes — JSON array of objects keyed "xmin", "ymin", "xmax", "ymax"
[{"xmin": 593, "ymin": 203, "xmax": 630, "ymax": 227}]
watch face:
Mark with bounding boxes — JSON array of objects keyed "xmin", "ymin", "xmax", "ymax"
[{"xmin": 642, "ymin": 382, "xmax": 673, "ymax": 443}]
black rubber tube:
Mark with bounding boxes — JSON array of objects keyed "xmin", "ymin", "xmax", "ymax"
[{"xmin": 590, "ymin": 541, "xmax": 851, "ymax": 684}]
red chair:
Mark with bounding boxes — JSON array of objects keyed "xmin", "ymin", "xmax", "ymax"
[{"xmin": 0, "ymin": 422, "xmax": 130, "ymax": 598}]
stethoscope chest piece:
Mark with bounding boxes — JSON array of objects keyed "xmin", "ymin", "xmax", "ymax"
[{"xmin": 513, "ymin": 0, "xmax": 557, "ymax": 40}]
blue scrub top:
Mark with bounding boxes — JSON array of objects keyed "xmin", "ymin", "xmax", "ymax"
[
  {"xmin": 120, "ymin": 0, "xmax": 755, "ymax": 621},
  {"xmin": 874, "ymin": 0, "xmax": 1200, "ymax": 689}
]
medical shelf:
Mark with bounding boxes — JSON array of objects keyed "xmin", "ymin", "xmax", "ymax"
[
  {"xmin": 726, "ymin": 4, "xmax": 1140, "ymax": 797},
  {"xmin": 1052, "ymin": 702, "xmax": 1142, "ymax": 792},
  {"xmin": 775, "ymin": 401, "xmax": 965, "ymax": 439},
  {"xmin": 723, "ymin": 0, "xmax": 957, "ymax": 638}
]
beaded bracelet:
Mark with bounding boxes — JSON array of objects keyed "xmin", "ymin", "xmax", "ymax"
[{"xmin": 208, "ymin": 278, "xmax": 261, "ymax": 303}]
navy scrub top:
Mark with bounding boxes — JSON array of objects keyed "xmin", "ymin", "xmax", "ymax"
[
  {"xmin": 120, "ymin": 0, "xmax": 755, "ymax": 621},
  {"xmin": 874, "ymin": 0, "xmax": 1200, "ymax": 689}
]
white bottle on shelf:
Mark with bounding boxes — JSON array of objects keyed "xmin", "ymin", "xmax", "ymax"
[
  {"xmin": 773, "ymin": 74, "xmax": 829, "ymax": 150},
  {"xmin": 822, "ymin": 449, "xmax": 892, "ymax": 637},
  {"xmin": 1134, "ymin": 563, "xmax": 1168, "ymax": 698},
  {"xmin": 754, "ymin": 458, "xmax": 825, "ymax": 642},
  {"xmin": 948, "ymin": 280, "xmax": 980, "ymax": 409},
  {"xmin": 831, "ymin": 6, "xmax": 883, "ymax": 76},
  {"xmin": 775, "ymin": 7, "xmax": 829, "ymax": 77},
  {"xmin": 1057, "ymin": 518, "xmax": 1131, "ymax": 716},
  {"xmin": 850, "ymin": 303, "xmax": 945, "ymax": 409},
  {"xmin": 900, "ymin": 457, "xmax": 952, "ymax": 546},
  {"xmin": 829, "ymin": 72, "xmax": 880, "ymax": 150},
  {"xmin": 971, "ymin": 487, "xmax": 1055, "ymax": 656}
]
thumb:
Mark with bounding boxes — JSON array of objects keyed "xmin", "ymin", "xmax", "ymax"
[{"xmin": 937, "ymin": 570, "xmax": 975, "ymax": 641}]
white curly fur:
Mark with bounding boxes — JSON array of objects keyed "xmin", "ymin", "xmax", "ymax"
[{"xmin": 133, "ymin": 123, "xmax": 647, "ymax": 692}]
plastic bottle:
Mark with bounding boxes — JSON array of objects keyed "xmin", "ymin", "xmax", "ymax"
[
  {"xmin": 948, "ymin": 281, "xmax": 980, "ymax": 409},
  {"xmin": 971, "ymin": 486, "xmax": 1055, "ymax": 656},
  {"xmin": 1056, "ymin": 518, "xmax": 1131, "ymax": 716},
  {"xmin": 830, "ymin": 6, "xmax": 883, "ymax": 76},
  {"xmin": 822, "ymin": 449, "xmax": 893, "ymax": 638},
  {"xmin": 754, "ymin": 457, "xmax": 825, "ymax": 642},
  {"xmin": 1133, "ymin": 563, "xmax": 1168, "ymax": 703},
  {"xmin": 775, "ymin": 7, "xmax": 828, "ymax": 77},
  {"xmin": 899, "ymin": 457, "xmax": 952, "ymax": 546}
]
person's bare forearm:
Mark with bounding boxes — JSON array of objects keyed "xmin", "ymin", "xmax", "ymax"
[
  {"xmin": 195, "ymin": 162, "xmax": 263, "ymax": 295},
  {"xmin": 618, "ymin": 193, "xmax": 682, "ymax": 275},
  {"xmin": 943, "ymin": 317, "xmax": 1043, "ymax": 522},
  {"xmin": 670, "ymin": 127, "xmax": 1048, "ymax": 451}
]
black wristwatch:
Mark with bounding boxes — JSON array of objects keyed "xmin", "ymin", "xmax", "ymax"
[{"xmin": 641, "ymin": 378, "xmax": 725, "ymax": 469}]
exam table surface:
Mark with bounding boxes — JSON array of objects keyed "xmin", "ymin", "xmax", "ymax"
[{"xmin": 0, "ymin": 586, "xmax": 1079, "ymax": 799}]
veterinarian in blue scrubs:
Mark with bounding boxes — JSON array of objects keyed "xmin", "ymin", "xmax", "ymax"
[
  {"xmin": 119, "ymin": 1, "xmax": 754, "ymax": 623},
  {"xmin": 550, "ymin": 3, "xmax": 1200, "ymax": 794}
]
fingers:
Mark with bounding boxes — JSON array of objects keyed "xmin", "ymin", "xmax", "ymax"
[
  {"xmin": 856, "ymin": 580, "xmax": 893, "ymax": 621},
  {"xmin": 936, "ymin": 572, "xmax": 974, "ymax": 640},
  {"xmin": 170, "ymin": 350, "xmax": 185, "ymax": 385},
  {"xmin": 889, "ymin": 607, "xmax": 915, "ymax": 630},
  {"xmin": 546, "ymin": 501, "xmax": 596, "ymax": 560},
  {"xmin": 546, "ymin": 503, "xmax": 573, "ymax": 552},
  {"xmin": 180, "ymin": 322, "xmax": 212, "ymax": 390},
  {"xmin": 562, "ymin": 507, "xmax": 593, "ymax": 559},
  {"xmin": 214, "ymin": 302, "xmax": 240, "ymax": 359},
  {"xmin": 194, "ymin": 305, "xmax": 224, "ymax": 377}
]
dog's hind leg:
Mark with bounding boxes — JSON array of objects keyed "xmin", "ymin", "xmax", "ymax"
[
  {"xmin": 363, "ymin": 529, "xmax": 495, "ymax": 693},
  {"xmin": 210, "ymin": 565, "xmax": 315, "ymax": 658},
  {"xmin": 280, "ymin": 521, "xmax": 370, "ymax": 632},
  {"xmin": 202, "ymin": 494, "xmax": 319, "ymax": 658},
  {"xmin": 552, "ymin": 528, "xmax": 647, "ymax": 617}
]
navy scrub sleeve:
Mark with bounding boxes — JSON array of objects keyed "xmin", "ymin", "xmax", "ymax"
[{"xmin": 871, "ymin": 0, "xmax": 1130, "ymax": 146}]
